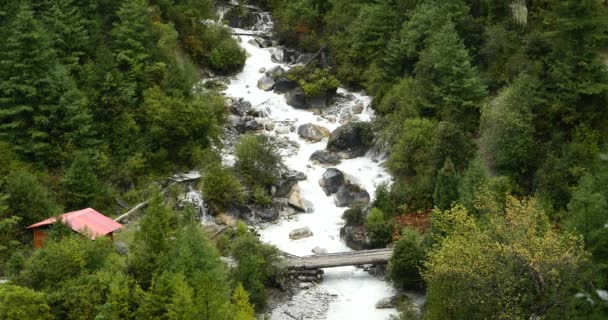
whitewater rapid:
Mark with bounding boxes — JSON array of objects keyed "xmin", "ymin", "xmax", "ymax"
[{"xmin": 223, "ymin": 24, "xmax": 397, "ymax": 319}]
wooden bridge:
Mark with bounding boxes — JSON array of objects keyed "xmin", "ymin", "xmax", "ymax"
[{"xmin": 285, "ymin": 248, "xmax": 394, "ymax": 270}]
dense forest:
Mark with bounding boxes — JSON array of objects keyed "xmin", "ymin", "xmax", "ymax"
[{"xmin": 1, "ymin": 0, "xmax": 607, "ymax": 319}]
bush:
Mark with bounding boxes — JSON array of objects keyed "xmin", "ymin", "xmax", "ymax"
[
  {"xmin": 202, "ymin": 166, "xmax": 243, "ymax": 209},
  {"xmin": 287, "ymin": 66, "xmax": 339, "ymax": 97},
  {"xmin": 0, "ymin": 284, "xmax": 52, "ymax": 320},
  {"xmin": 235, "ymin": 134, "xmax": 283, "ymax": 188},
  {"xmin": 252, "ymin": 186, "xmax": 272, "ymax": 206},
  {"xmin": 389, "ymin": 228, "xmax": 425, "ymax": 290},
  {"xmin": 366, "ymin": 208, "xmax": 394, "ymax": 248},
  {"xmin": 342, "ymin": 207, "xmax": 365, "ymax": 226},
  {"xmin": 208, "ymin": 38, "xmax": 246, "ymax": 73}
]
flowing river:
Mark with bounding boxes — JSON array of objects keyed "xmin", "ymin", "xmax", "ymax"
[{"xmin": 221, "ymin": 11, "xmax": 398, "ymax": 320}]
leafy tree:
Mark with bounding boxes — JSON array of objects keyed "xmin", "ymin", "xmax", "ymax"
[
  {"xmin": 424, "ymin": 198, "xmax": 590, "ymax": 319},
  {"xmin": 4, "ymin": 171, "xmax": 60, "ymax": 230},
  {"xmin": 433, "ymin": 158, "xmax": 460, "ymax": 210},
  {"xmin": 388, "ymin": 227, "xmax": 425, "ymax": 290},
  {"xmin": 0, "ymin": 284, "xmax": 52, "ymax": 320},
  {"xmin": 457, "ymin": 155, "xmax": 488, "ymax": 212},
  {"xmin": 208, "ymin": 39, "xmax": 246, "ymax": 73},
  {"xmin": 480, "ymin": 75, "xmax": 537, "ymax": 184},
  {"xmin": 565, "ymin": 174, "xmax": 608, "ymax": 243}
]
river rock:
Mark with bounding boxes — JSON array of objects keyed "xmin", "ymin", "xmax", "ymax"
[
  {"xmin": 257, "ymin": 74, "xmax": 275, "ymax": 91},
  {"xmin": 297, "ymin": 123, "xmax": 330, "ymax": 142},
  {"xmin": 345, "ymin": 93, "xmax": 357, "ymax": 101},
  {"xmin": 319, "ymin": 168, "xmax": 346, "ymax": 196},
  {"xmin": 255, "ymin": 36, "xmax": 272, "ymax": 48},
  {"xmin": 289, "ymin": 227, "xmax": 313, "ymax": 240},
  {"xmin": 275, "ymin": 125, "xmax": 291, "ymax": 134},
  {"xmin": 327, "ymin": 122, "xmax": 371, "ymax": 159},
  {"xmin": 259, "ymin": 67, "xmax": 266, "ymax": 73},
  {"xmin": 312, "ymin": 247, "xmax": 328, "ymax": 255},
  {"xmin": 288, "ymin": 185, "xmax": 306, "ymax": 212},
  {"xmin": 340, "ymin": 225, "xmax": 369, "ymax": 250},
  {"xmin": 274, "ymin": 78, "xmax": 298, "ymax": 94},
  {"xmin": 225, "ymin": 7, "xmax": 258, "ymax": 29},
  {"xmin": 275, "ymin": 176, "xmax": 298, "ymax": 198},
  {"xmin": 375, "ymin": 295, "xmax": 402, "ymax": 309},
  {"xmin": 352, "ymin": 103, "xmax": 365, "ymax": 114},
  {"xmin": 334, "ymin": 184, "xmax": 370, "ymax": 207},
  {"xmin": 270, "ymin": 48, "xmax": 285, "ymax": 63},
  {"xmin": 230, "ymin": 98, "xmax": 254, "ymax": 116},
  {"xmin": 244, "ymin": 119, "xmax": 261, "ymax": 131},
  {"xmin": 309, "ymin": 150, "xmax": 341, "ymax": 166},
  {"xmin": 257, "ymin": 207, "xmax": 279, "ymax": 222},
  {"xmin": 285, "ymin": 87, "xmax": 307, "ymax": 109},
  {"xmin": 267, "ymin": 65, "xmax": 286, "ymax": 79}
]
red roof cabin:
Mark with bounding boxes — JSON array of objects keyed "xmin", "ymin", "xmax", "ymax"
[{"xmin": 27, "ymin": 208, "xmax": 123, "ymax": 248}]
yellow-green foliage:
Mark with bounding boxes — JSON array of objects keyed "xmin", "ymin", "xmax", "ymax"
[{"xmin": 287, "ymin": 66, "xmax": 340, "ymax": 97}]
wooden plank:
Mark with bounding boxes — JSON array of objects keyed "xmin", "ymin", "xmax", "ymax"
[{"xmin": 287, "ymin": 248, "xmax": 394, "ymax": 269}]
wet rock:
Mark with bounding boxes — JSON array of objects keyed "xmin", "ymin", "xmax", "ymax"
[
  {"xmin": 288, "ymin": 185, "xmax": 306, "ymax": 212},
  {"xmin": 307, "ymin": 93, "xmax": 330, "ymax": 109},
  {"xmin": 275, "ymin": 125, "xmax": 291, "ymax": 134},
  {"xmin": 312, "ymin": 247, "xmax": 328, "ymax": 255},
  {"xmin": 258, "ymin": 207, "xmax": 279, "ymax": 222},
  {"xmin": 340, "ymin": 225, "xmax": 369, "ymax": 250},
  {"xmin": 327, "ymin": 122, "xmax": 371, "ymax": 159},
  {"xmin": 270, "ymin": 48, "xmax": 284, "ymax": 63},
  {"xmin": 334, "ymin": 184, "xmax": 370, "ymax": 207},
  {"xmin": 289, "ymin": 227, "xmax": 313, "ymax": 240},
  {"xmin": 297, "ymin": 123, "xmax": 330, "ymax": 142},
  {"xmin": 345, "ymin": 93, "xmax": 357, "ymax": 101},
  {"xmin": 230, "ymin": 98, "xmax": 254, "ymax": 116},
  {"xmin": 275, "ymin": 177, "xmax": 298, "ymax": 198},
  {"xmin": 271, "ymin": 47, "xmax": 300, "ymax": 64},
  {"xmin": 245, "ymin": 119, "xmax": 261, "ymax": 131},
  {"xmin": 285, "ymin": 87, "xmax": 307, "ymax": 108},
  {"xmin": 226, "ymin": 204, "xmax": 254, "ymax": 222},
  {"xmin": 225, "ymin": 7, "xmax": 258, "ymax": 29},
  {"xmin": 352, "ymin": 103, "xmax": 365, "ymax": 114},
  {"xmin": 248, "ymin": 38, "xmax": 260, "ymax": 47},
  {"xmin": 203, "ymin": 79, "xmax": 228, "ymax": 91},
  {"xmin": 291, "ymin": 171, "xmax": 307, "ymax": 181},
  {"xmin": 376, "ymin": 295, "xmax": 403, "ymax": 309},
  {"xmin": 259, "ymin": 67, "xmax": 266, "ymax": 73},
  {"xmin": 324, "ymin": 115, "xmax": 337, "ymax": 123},
  {"xmin": 267, "ymin": 65, "xmax": 286, "ymax": 79},
  {"xmin": 274, "ymin": 78, "xmax": 298, "ymax": 94},
  {"xmin": 255, "ymin": 36, "xmax": 272, "ymax": 48},
  {"xmin": 227, "ymin": 115, "xmax": 241, "ymax": 127},
  {"xmin": 319, "ymin": 168, "xmax": 346, "ymax": 196},
  {"xmin": 257, "ymin": 74, "xmax": 275, "ymax": 91},
  {"xmin": 309, "ymin": 150, "xmax": 341, "ymax": 166}
]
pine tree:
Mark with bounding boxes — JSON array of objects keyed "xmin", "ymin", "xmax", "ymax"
[
  {"xmin": 433, "ymin": 158, "xmax": 460, "ymax": 210},
  {"xmin": 63, "ymin": 152, "xmax": 100, "ymax": 210},
  {"xmin": 414, "ymin": 21, "xmax": 486, "ymax": 131},
  {"xmin": 0, "ymin": 4, "xmax": 94, "ymax": 166},
  {"xmin": 232, "ymin": 284, "xmax": 255, "ymax": 320}
]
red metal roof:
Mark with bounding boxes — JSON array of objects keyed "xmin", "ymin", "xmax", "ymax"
[{"xmin": 27, "ymin": 208, "xmax": 122, "ymax": 240}]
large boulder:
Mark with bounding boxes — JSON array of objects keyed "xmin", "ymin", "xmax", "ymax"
[
  {"xmin": 255, "ymin": 36, "xmax": 272, "ymax": 48},
  {"xmin": 334, "ymin": 183, "xmax": 370, "ymax": 207},
  {"xmin": 289, "ymin": 227, "xmax": 313, "ymax": 240},
  {"xmin": 309, "ymin": 150, "xmax": 341, "ymax": 166},
  {"xmin": 319, "ymin": 168, "xmax": 346, "ymax": 196},
  {"xmin": 257, "ymin": 207, "xmax": 279, "ymax": 222},
  {"xmin": 285, "ymin": 87, "xmax": 306, "ymax": 109},
  {"xmin": 340, "ymin": 225, "xmax": 369, "ymax": 250},
  {"xmin": 271, "ymin": 47, "xmax": 300, "ymax": 64},
  {"xmin": 288, "ymin": 185, "xmax": 306, "ymax": 212},
  {"xmin": 275, "ymin": 176, "xmax": 298, "ymax": 198},
  {"xmin": 297, "ymin": 123, "xmax": 330, "ymax": 142},
  {"xmin": 230, "ymin": 98, "xmax": 253, "ymax": 116},
  {"xmin": 257, "ymin": 74, "xmax": 275, "ymax": 91},
  {"xmin": 274, "ymin": 78, "xmax": 298, "ymax": 94},
  {"xmin": 267, "ymin": 65, "xmax": 286, "ymax": 79},
  {"xmin": 225, "ymin": 7, "xmax": 258, "ymax": 29},
  {"xmin": 326, "ymin": 122, "xmax": 372, "ymax": 159}
]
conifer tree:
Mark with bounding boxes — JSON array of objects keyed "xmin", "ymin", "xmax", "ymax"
[
  {"xmin": 433, "ymin": 158, "xmax": 460, "ymax": 210},
  {"xmin": 232, "ymin": 284, "xmax": 255, "ymax": 320}
]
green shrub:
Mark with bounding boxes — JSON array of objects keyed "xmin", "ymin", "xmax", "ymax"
[
  {"xmin": 366, "ymin": 208, "xmax": 394, "ymax": 248},
  {"xmin": 235, "ymin": 134, "xmax": 283, "ymax": 188},
  {"xmin": 202, "ymin": 166, "xmax": 244, "ymax": 209},
  {"xmin": 252, "ymin": 186, "xmax": 272, "ymax": 206},
  {"xmin": 287, "ymin": 66, "xmax": 339, "ymax": 97},
  {"xmin": 388, "ymin": 227, "xmax": 425, "ymax": 290},
  {"xmin": 208, "ymin": 38, "xmax": 246, "ymax": 73},
  {"xmin": 342, "ymin": 207, "xmax": 365, "ymax": 226}
]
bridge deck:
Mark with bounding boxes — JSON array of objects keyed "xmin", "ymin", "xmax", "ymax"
[{"xmin": 286, "ymin": 248, "xmax": 394, "ymax": 269}]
